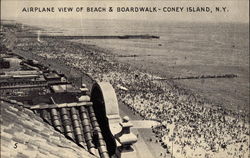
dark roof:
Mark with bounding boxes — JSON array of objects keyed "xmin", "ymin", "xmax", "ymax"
[
  {"xmin": 0, "ymin": 100, "xmax": 96, "ymax": 158},
  {"xmin": 1, "ymin": 96, "xmax": 110, "ymax": 158},
  {"xmin": 34, "ymin": 102, "xmax": 110, "ymax": 158}
]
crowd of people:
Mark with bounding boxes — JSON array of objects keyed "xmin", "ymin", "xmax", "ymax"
[{"xmin": 15, "ymin": 35, "xmax": 250, "ymax": 158}]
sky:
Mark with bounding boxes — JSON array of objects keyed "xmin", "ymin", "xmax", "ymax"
[{"xmin": 1, "ymin": 0, "xmax": 249, "ymax": 23}]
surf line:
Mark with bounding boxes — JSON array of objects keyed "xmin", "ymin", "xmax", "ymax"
[{"xmin": 116, "ymin": 7, "xmax": 158, "ymax": 12}]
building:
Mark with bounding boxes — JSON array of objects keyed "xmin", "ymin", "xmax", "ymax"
[{"xmin": 1, "ymin": 53, "xmax": 141, "ymax": 158}]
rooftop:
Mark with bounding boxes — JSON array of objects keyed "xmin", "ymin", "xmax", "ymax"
[
  {"xmin": 1, "ymin": 100, "xmax": 96, "ymax": 158},
  {"xmin": 0, "ymin": 53, "xmax": 113, "ymax": 158}
]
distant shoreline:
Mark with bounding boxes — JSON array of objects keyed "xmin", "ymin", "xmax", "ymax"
[{"xmin": 17, "ymin": 34, "xmax": 160, "ymax": 39}]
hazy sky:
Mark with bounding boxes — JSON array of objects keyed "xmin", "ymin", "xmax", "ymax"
[{"xmin": 1, "ymin": 0, "xmax": 249, "ymax": 23}]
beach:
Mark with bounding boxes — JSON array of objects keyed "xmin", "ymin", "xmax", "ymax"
[{"xmin": 1, "ymin": 21, "xmax": 249, "ymax": 158}]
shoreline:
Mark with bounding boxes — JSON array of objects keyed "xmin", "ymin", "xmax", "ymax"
[
  {"xmin": 2, "ymin": 23, "xmax": 249, "ymax": 158},
  {"xmin": 17, "ymin": 34, "xmax": 160, "ymax": 39}
]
